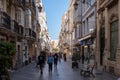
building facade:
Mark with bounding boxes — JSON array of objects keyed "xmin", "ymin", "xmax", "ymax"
[
  {"xmin": 51, "ymin": 40, "xmax": 59, "ymax": 53},
  {"xmin": 77, "ymin": 0, "xmax": 97, "ymax": 64},
  {"xmin": 0, "ymin": 0, "xmax": 26, "ymax": 68},
  {"xmin": 38, "ymin": 2, "xmax": 51, "ymax": 53},
  {"xmin": 0, "ymin": 0, "xmax": 41, "ymax": 69},
  {"xmin": 62, "ymin": 0, "xmax": 97, "ymax": 62},
  {"xmin": 97, "ymin": 0, "xmax": 120, "ymax": 76}
]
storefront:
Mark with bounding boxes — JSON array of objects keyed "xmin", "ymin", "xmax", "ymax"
[{"xmin": 79, "ymin": 34, "xmax": 96, "ymax": 64}]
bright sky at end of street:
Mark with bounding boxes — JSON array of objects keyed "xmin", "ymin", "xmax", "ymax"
[{"xmin": 42, "ymin": 0, "xmax": 70, "ymax": 40}]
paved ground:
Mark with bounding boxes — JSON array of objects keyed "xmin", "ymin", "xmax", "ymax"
[{"xmin": 10, "ymin": 59, "xmax": 118, "ymax": 80}]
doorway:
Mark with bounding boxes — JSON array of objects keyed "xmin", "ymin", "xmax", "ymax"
[{"xmin": 100, "ymin": 27, "xmax": 105, "ymax": 65}]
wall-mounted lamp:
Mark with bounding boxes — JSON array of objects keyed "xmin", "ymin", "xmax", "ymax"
[{"xmin": 74, "ymin": 1, "xmax": 78, "ymax": 10}]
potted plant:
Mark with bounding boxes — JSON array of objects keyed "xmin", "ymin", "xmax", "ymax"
[
  {"xmin": 0, "ymin": 41, "xmax": 16, "ymax": 80},
  {"xmin": 71, "ymin": 53, "xmax": 80, "ymax": 68}
]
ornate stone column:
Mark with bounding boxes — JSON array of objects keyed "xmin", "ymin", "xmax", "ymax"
[
  {"xmin": 103, "ymin": 7, "xmax": 109, "ymax": 71},
  {"xmin": 96, "ymin": 13, "xmax": 100, "ymax": 69}
]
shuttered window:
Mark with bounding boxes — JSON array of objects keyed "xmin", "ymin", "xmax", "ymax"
[{"xmin": 110, "ymin": 20, "xmax": 118, "ymax": 60}]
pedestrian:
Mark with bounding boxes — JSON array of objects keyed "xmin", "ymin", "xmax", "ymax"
[
  {"xmin": 38, "ymin": 53, "xmax": 44, "ymax": 74},
  {"xmin": 63, "ymin": 53, "xmax": 66, "ymax": 61},
  {"xmin": 53, "ymin": 53, "xmax": 58, "ymax": 67},
  {"xmin": 47, "ymin": 53, "xmax": 54, "ymax": 72}
]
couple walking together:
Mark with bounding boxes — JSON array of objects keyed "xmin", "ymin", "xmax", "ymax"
[
  {"xmin": 38, "ymin": 53, "xmax": 58, "ymax": 74},
  {"xmin": 47, "ymin": 53, "xmax": 58, "ymax": 72}
]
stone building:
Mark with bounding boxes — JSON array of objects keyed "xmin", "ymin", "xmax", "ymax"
[
  {"xmin": 64, "ymin": 0, "xmax": 97, "ymax": 61},
  {"xmin": 0, "ymin": 0, "xmax": 26, "ymax": 68},
  {"xmin": 97, "ymin": 0, "xmax": 120, "ymax": 76},
  {"xmin": 51, "ymin": 40, "xmax": 59, "ymax": 53},
  {"xmin": 77, "ymin": 0, "xmax": 97, "ymax": 64},
  {"xmin": 0, "ymin": 0, "xmax": 41, "ymax": 69},
  {"xmin": 35, "ymin": 0, "xmax": 42, "ymax": 58},
  {"xmin": 24, "ymin": 0, "xmax": 37, "ymax": 65},
  {"xmin": 59, "ymin": 12, "xmax": 71, "ymax": 55},
  {"xmin": 38, "ymin": 2, "xmax": 51, "ymax": 53},
  {"xmin": 59, "ymin": 10, "xmax": 73, "ymax": 56},
  {"xmin": 59, "ymin": 0, "xmax": 97, "ymax": 58}
]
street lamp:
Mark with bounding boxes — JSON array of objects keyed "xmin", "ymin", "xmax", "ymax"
[{"xmin": 74, "ymin": 1, "xmax": 78, "ymax": 10}]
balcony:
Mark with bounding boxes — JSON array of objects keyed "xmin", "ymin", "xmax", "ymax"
[
  {"xmin": 25, "ymin": 28, "xmax": 31, "ymax": 37},
  {"xmin": 19, "ymin": 25, "xmax": 24, "ymax": 36},
  {"xmin": 63, "ymin": 41, "xmax": 70, "ymax": 48},
  {"xmin": 0, "ymin": 11, "xmax": 11, "ymax": 30},
  {"xmin": 32, "ymin": 30, "xmax": 36, "ymax": 38},
  {"xmin": 12, "ymin": 20, "xmax": 19, "ymax": 33},
  {"xmin": 11, "ymin": 20, "xmax": 24, "ymax": 36}
]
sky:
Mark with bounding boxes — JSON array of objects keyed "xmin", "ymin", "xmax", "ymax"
[{"xmin": 42, "ymin": 0, "xmax": 70, "ymax": 40}]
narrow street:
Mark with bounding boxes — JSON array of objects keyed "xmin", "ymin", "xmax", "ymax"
[
  {"xmin": 1, "ymin": 0, "xmax": 120, "ymax": 79},
  {"xmin": 10, "ymin": 59, "xmax": 82, "ymax": 80},
  {"xmin": 10, "ymin": 58, "xmax": 118, "ymax": 80}
]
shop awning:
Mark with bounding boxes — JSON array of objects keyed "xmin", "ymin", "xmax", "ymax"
[{"xmin": 78, "ymin": 35, "xmax": 91, "ymax": 41}]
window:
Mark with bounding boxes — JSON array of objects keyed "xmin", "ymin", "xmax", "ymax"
[
  {"xmin": 77, "ymin": 25, "xmax": 79, "ymax": 38},
  {"xmin": 85, "ymin": 20, "xmax": 87, "ymax": 35},
  {"xmin": 0, "ymin": 1, "xmax": 3, "ymax": 11},
  {"xmin": 26, "ymin": 15, "xmax": 29, "ymax": 28},
  {"xmin": 110, "ymin": 20, "xmax": 118, "ymax": 60},
  {"xmin": 25, "ymin": 9, "xmax": 31, "ymax": 28},
  {"xmin": 17, "ymin": 10, "xmax": 20, "ymax": 22},
  {"xmin": 86, "ymin": 18, "xmax": 89, "ymax": 33},
  {"xmin": 87, "ymin": 0, "xmax": 91, "ymax": 8},
  {"xmin": 17, "ymin": 9, "xmax": 22, "ymax": 25},
  {"xmin": 75, "ymin": 26, "xmax": 77, "ymax": 38},
  {"xmin": 82, "ymin": 21, "xmax": 85, "ymax": 36}
]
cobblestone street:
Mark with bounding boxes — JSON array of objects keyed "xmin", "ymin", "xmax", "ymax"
[{"xmin": 10, "ymin": 59, "xmax": 118, "ymax": 80}]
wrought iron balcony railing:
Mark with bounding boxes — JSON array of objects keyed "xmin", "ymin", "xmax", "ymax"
[
  {"xmin": 32, "ymin": 30, "xmax": 36, "ymax": 38},
  {"xmin": 11, "ymin": 20, "xmax": 24, "ymax": 36},
  {"xmin": 19, "ymin": 25, "xmax": 24, "ymax": 36},
  {"xmin": 25, "ymin": 28, "xmax": 31, "ymax": 37},
  {"xmin": 0, "ymin": 11, "xmax": 11, "ymax": 30},
  {"xmin": 13, "ymin": 20, "xmax": 19, "ymax": 33}
]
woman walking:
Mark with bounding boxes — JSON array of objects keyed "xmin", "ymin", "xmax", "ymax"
[{"xmin": 47, "ymin": 54, "xmax": 54, "ymax": 72}]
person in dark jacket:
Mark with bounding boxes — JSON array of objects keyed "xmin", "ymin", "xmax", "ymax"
[
  {"xmin": 38, "ymin": 53, "xmax": 44, "ymax": 74},
  {"xmin": 53, "ymin": 53, "xmax": 58, "ymax": 67},
  {"xmin": 63, "ymin": 53, "xmax": 66, "ymax": 61}
]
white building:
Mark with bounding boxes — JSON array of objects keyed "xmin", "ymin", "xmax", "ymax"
[
  {"xmin": 51, "ymin": 40, "xmax": 59, "ymax": 53},
  {"xmin": 37, "ymin": 1, "xmax": 51, "ymax": 53}
]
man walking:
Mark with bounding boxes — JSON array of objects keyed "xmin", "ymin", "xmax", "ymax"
[
  {"xmin": 63, "ymin": 53, "xmax": 66, "ymax": 61},
  {"xmin": 38, "ymin": 53, "xmax": 44, "ymax": 74},
  {"xmin": 53, "ymin": 53, "xmax": 58, "ymax": 67}
]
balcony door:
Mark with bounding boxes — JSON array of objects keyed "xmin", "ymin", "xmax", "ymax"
[
  {"xmin": 100, "ymin": 26, "xmax": 105, "ymax": 65},
  {"xmin": 110, "ymin": 20, "xmax": 118, "ymax": 60}
]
